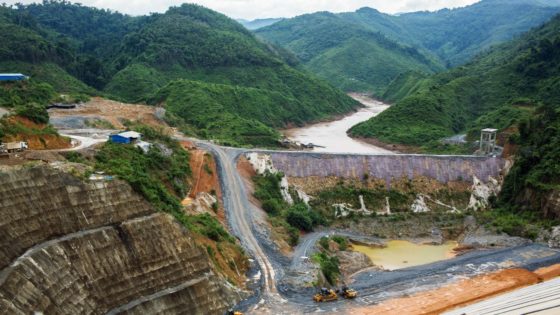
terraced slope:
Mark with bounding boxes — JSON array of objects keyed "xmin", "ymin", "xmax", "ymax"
[{"xmin": 0, "ymin": 166, "xmax": 240, "ymax": 314}]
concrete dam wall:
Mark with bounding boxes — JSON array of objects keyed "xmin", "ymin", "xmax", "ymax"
[
  {"xmin": 0, "ymin": 166, "xmax": 240, "ymax": 315},
  {"xmin": 264, "ymin": 152, "xmax": 505, "ymax": 184}
]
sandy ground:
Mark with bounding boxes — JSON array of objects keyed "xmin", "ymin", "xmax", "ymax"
[
  {"xmin": 353, "ymin": 264, "xmax": 560, "ymax": 315},
  {"xmin": 181, "ymin": 141, "xmax": 227, "ymax": 224},
  {"xmin": 49, "ymin": 97, "xmax": 171, "ymax": 132}
]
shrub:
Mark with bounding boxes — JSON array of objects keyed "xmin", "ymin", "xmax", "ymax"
[
  {"xmin": 313, "ymin": 252, "xmax": 340, "ymax": 285},
  {"xmin": 331, "ymin": 235, "xmax": 348, "ymax": 251},
  {"xmin": 288, "ymin": 226, "xmax": 300, "ymax": 246},
  {"xmin": 262, "ymin": 199, "xmax": 282, "ymax": 215},
  {"xmin": 15, "ymin": 103, "xmax": 49, "ymax": 124},
  {"xmin": 319, "ymin": 236, "xmax": 330, "ymax": 250},
  {"xmin": 286, "ymin": 205, "xmax": 314, "ymax": 232}
]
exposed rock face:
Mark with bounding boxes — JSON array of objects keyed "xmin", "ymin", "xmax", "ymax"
[
  {"xmin": 336, "ymin": 251, "xmax": 376, "ymax": 277},
  {"xmin": 543, "ymin": 190, "xmax": 560, "ymax": 218},
  {"xmin": 460, "ymin": 216, "xmax": 530, "ymax": 248},
  {"xmin": 0, "ymin": 167, "xmax": 154, "ymax": 270},
  {"xmin": 246, "ymin": 152, "xmax": 293, "ymax": 204},
  {"xmin": 548, "ymin": 226, "xmax": 560, "ymax": 248},
  {"xmin": 411, "ymin": 194, "xmax": 431, "ymax": 213},
  {"xmin": 0, "ymin": 166, "xmax": 241, "ymax": 314},
  {"xmin": 468, "ymin": 176, "xmax": 500, "ymax": 211},
  {"xmin": 513, "ymin": 188, "xmax": 560, "ymax": 219}
]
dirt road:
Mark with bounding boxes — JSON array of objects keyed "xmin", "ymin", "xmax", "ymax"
[
  {"xmin": 190, "ymin": 139, "xmax": 298, "ymax": 314},
  {"xmin": 182, "ymin": 138, "xmax": 560, "ymax": 314}
]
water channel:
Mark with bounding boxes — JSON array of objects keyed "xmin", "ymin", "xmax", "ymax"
[{"xmin": 283, "ymin": 93, "xmax": 394, "ymax": 154}]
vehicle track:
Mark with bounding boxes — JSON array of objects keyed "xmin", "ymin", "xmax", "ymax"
[
  {"xmin": 196, "ymin": 142, "xmax": 277, "ymax": 294},
  {"xmin": 186, "ymin": 137, "xmax": 560, "ymax": 314}
]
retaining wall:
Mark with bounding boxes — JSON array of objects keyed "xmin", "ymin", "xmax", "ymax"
[{"xmin": 263, "ymin": 152, "xmax": 505, "ymax": 184}]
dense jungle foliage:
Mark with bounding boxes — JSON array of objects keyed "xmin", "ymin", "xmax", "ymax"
[
  {"xmin": 256, "ymin": 0, "xmax": 560, "ymax": 93},
  {"xmin": 350, "ymin": 12, "xmax": 560, "ymax": 225},
  {"xmin": 256, "ymin": 12, "xmax": 444, "ymax": 93},
  {"xmin": 350, "ymin": 14, "xmax": 560, "ymax": 146}
]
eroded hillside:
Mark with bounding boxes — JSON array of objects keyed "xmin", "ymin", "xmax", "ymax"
[{"xmin": 0, "ymin": 166, "xmax": 243, "ymax": 314}]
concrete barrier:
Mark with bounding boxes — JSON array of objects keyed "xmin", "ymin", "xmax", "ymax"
[{"xmin": 256, "ymin": 152, "xmax": 505, "ymax": 184}]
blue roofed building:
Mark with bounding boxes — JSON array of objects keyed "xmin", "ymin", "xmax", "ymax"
[
  {"xmin": 109, "ymin": 131, "xmax": 142, "ymax": 144},
  {"xmin": 0, "ymin": 74, "xmax": 29, "ymax": 81}
]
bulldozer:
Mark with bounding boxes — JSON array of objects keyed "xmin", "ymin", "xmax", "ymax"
[
  {"xmin": 340, "ymin": 286, "xmax": 358, "ymax": 299},
  {"xmin": 313, "ymin": 288, "xmax": 338, "ymax": 302}
]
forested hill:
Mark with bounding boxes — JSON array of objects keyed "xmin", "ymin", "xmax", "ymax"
[
  {"xmin": 255, "ymin": 12, "xmax": 444, "ymax": 93},
  {"xmin": 349, "ymin": 13, "xmax": 560, "ymax": 146},
  {"xmin": 0, "ymin": 1, "xmax": 359, "ymax": 147},
  {"xmin": 391, "ymin": 0, "xmax": 560, "ymax": 66},
  {"xmin": 350, "ymin": 13, "xmax": 560, "ymax": 221},
  {"xmin": 256, "ymin": 0, "xmax": 560, "ymax": 93}
]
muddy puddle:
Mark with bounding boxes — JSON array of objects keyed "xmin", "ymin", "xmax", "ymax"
[{"xmin": 352, "ymin": 240, "xmax": 458, "ymax": 270}]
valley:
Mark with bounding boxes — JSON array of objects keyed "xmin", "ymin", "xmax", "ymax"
[{"xmin": 283, "ymin": 93, "xmax": 391, "ymax": 154}]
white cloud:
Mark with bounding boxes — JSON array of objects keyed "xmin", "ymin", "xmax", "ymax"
[{"xmin": 5, "ymin": 0, "xmax": 481, "ymax": 19}]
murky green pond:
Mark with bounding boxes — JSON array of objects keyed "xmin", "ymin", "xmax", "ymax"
[{"xmin": 352, "ymin": 240, "xmax": 458, "ymax": 270}]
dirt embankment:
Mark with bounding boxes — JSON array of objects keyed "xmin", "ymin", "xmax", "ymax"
[
  {"xmin": 180, "ymin": 141, "xmax": 250, "ymax": 288},
  {"xmin": 288, "ymin": 175, "xmax": 470, "ymax": 196},
  {"xmin": 353, "ymin": 265, "xmax": 560, "ymax": 315},
  {"xmin": 49, "ymin": 97, "xmax": 171, "ymax": 132},
  {"xmin": 237, "ymin": 156, "xmax": 293, "ymax": 256},
  {"xmin": 182, "ymin": 141, "xmax": 225, "ymax": 221},
  {"xmin": 2, "ymin": 116, "xmax": 71, "ymax": 150}
]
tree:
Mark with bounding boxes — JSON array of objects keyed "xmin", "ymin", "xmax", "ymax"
[{"xmin": 286, "ymin": 204, "xmax": 313, "ymax": 232}]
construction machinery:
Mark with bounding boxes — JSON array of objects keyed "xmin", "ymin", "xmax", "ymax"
[
  {"xmin": 226, "ymin": 310, "xmax": 242, "ymax": 315},
  {"xmin": 313, "ymin": 288, "xmax": 338, "ymax": 302},
  {"xmin": 341, "ymin": 286, "xmax": 358, "ymax": 299}
]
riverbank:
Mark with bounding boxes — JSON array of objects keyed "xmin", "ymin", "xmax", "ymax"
[{"xmin": 283, "ymin": 94, "xmax": 393, "ymax": 154}]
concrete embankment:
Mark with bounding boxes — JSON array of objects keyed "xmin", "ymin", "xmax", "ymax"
[{"xmin": 266, "ymin": 152, "xmax": 505, "ymax": 184}]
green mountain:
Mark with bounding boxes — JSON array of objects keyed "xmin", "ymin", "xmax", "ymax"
[
  {"xmin": 392, "ymin": 0, "xmax": 560, "ymax": 66},
  {"xmin": 0, "ymin": 2, "xmax": 359, "ymax": 147},
  {"xmin": 256, "ymin": 0, "xmax": 560, "ymax": 93},
  {"xmin": 256, "ymin": 12, "xmax": 444, "ymax": 93},
  {"xmin": 349, "ymin": 14, "xmax": 560, "ymax": 146},
  {"xmin": 0, "ymin": 5, "xmax": 94, "ymax": 95},
  {"xmin": 351, "ymin": 13, "xmax": 560, "ymax": 221}
]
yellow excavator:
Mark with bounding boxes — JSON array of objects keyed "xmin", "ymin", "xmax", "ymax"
[
  {"xmin": 340, "ymin": 286, "xmax": 358, "ymax": 299},
  {"xmin": 227, "ymin": 310, "xmax": 243, "ymax": 315},
  {"xmin": 313, "ymin": 288, "xmax": 338, "ymax": 302}
]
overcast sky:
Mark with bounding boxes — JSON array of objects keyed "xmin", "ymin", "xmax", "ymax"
[{"xmin": 6, "ymin": 0, "xmax": 481, "ymax": 20}]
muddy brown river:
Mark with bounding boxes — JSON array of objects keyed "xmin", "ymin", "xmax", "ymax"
[{"xmin": 283, "ymin": 93, "xmax": 393, "ymax": 154}]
